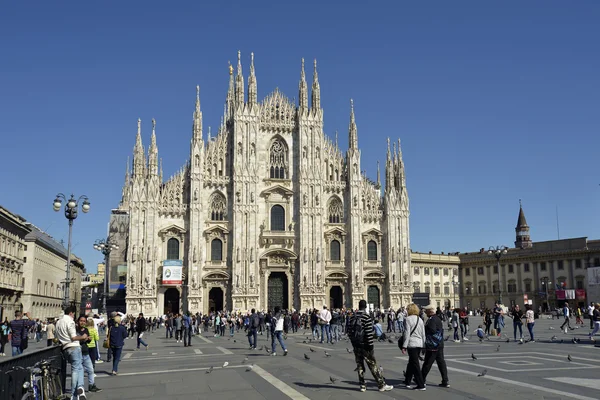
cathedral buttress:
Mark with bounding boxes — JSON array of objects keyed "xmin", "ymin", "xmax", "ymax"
[
  {"xmin": 188, "ymin": 85, "xmax": 205, "ymax": 312},
  {"xmin": 345, "ymin": 100, "xmax": 364, "ymax": 309}
]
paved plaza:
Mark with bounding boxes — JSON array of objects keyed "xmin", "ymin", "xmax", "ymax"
[{"xmin": 17, "ymin": 316, "xmax": 600, "ymax": 400}]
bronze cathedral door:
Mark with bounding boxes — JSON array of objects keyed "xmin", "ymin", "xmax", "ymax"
[{"xmin": 267, "ymin": 272, "xmax": 289, "ymax": 311}]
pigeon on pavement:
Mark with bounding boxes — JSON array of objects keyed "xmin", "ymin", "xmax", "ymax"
[
  {"xmin": 330, "ymin": 376, "xmax": 337, "ymax": 384},
  {"xmin": 222, "ymin": 361, "xmax": 229, "ymax": 368},
  {"xmin": 471, "ymin": 353, "xmax": 477, "ymax": 360},
  {"xmin": 206, "ymin": 366, "xmax": 214, "ymax": 374},
  {"xmin": 568, "ymin": 354, "xmax": 572, "ymax": 362},
  {"xmin": 477, "ymin": 369, "xmax": 487, "ymax": 377},
  {"xmin": 304, "ymin": 353, "xmax": 310, "ymax": 360}
]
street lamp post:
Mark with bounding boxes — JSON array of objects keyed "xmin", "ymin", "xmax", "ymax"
[
  {"xmin": 488, "ymin": 245, "xmax": 508, "ymax": 305},
  {"xmin": 541, "ymin": 277, "xmax": 550, "ymax": 312},
  {"xmin": 93, "ymin": 239, "xmax": 119, "ymax": 315},
  {"xmin": 452, "ymin": 276, "xmax": 459, "ymax": 309},
  {"xmin": 53, "ymin": 194, "xmax": 90, "ymax": 309}
]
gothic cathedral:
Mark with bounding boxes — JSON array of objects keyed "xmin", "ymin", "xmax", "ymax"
[{"xmin": 115, "ymin": 52, "xmax": 412, "ymax": 316}]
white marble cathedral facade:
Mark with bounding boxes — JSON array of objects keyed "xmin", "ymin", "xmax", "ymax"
[{"xmin": 117, "ymin": 53, "xmax": 411, "ymax": 316}]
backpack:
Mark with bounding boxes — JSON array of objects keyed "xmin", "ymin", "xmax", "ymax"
[
  {"xmin": 349, "ymin": 314, "xmax": 365, "ymax": 347},
  {"xmin": 425, "ymin": 326, "xmax": 444, "ymax": 350},
  {"xmin": 251, "ymin": 314, "xmax": 259, "ymax": 328}
]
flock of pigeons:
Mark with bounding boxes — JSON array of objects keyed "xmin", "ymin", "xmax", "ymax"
[{"xmin": 201, "ymin": 328, "xmax": 582, "ymax": 386}]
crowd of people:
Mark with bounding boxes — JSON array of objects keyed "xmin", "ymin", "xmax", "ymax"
[{"xmin": 4, "ymin": 299, "xmax": 600, "ymax": 397}]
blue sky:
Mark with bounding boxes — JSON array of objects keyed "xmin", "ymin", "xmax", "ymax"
[{"xmin": 1, "ymin": 2, "xmax": 599, "ymax": 273}]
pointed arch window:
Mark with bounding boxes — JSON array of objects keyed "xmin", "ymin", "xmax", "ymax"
[
  {"xmin": 211, "ymin": 239, "xmax": 223, "ymax": 261},
  {"xmin": 330, "ymin": 240, "xmax": 341, "ymax": 261},
  {"xmin": 328, "ymin": 197, "xmax": 343, "ymax": 223},
  {"xmin": 269, "ymin": 138, "xmax": 288, "ymax": 179},
  {"xmin": 270, "ymin": 205, "xmax": 285, "ymax": 231},
  {"xmin": 209, "ymin": 192, "xmax": 227, "ymax": 221},
  {"xmin": 367, "ymin": 240, "xmax": 377, "ymax": 261},
  {"xmin": 167, "ymin": 238, "xmax": 180, "ymax": 260}
]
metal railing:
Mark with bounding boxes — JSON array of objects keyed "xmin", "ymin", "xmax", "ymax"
[{"xmin": 0, "ymin": 345, "xmax": 67, "ymax": 400}]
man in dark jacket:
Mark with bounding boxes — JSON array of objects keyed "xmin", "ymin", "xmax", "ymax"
[
  {"xmin": 421, "ymin": 304, "xmax": 449, "ymax": 388},
  {"xmin": 135, "ymin": 313, "xmax": 149, "ymax": 350},
  {"xmin": 349, "ymin": 300, "xmax": 393, "ymax": 393},
  {"xmin": 247, "ymin": 309, "xmax": 258, "ymax": 350}
]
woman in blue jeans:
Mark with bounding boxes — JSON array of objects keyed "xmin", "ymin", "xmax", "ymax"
[{"xmin": 109, "ymin": 316, "xmax": 128, "ymax": 375}]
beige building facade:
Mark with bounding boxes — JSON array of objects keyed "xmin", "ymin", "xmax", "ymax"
[
  {"xmin": 0, "ymin": 206, "xmax": 28, "ymax": 320},
  {"xmin": 410, "ymin": 252, "xmax": 460, "ymax": 310},
  {"xmin": 21, "ymin": 225, "xmax": 85, "ymax": 320},
  {"xmin": 459, "ymin": 205, "xmax": 600, "ymax": 311},
  {"xmin": 114, "ymin": 53, "xmax": 413, "ymax": 316}
]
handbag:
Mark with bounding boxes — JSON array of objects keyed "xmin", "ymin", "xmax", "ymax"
[
  {"xmin": 398, "ymin": 318, "xmax": 419, "ymax": 349},
  {"xmin": 20, "ymin": 321, "xmax": 29, "ymax": 350},
  {"xmin": 103, "ymin": 327, "xmax": 111, "ymax": 349}
]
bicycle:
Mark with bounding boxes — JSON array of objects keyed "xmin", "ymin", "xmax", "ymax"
[{"xmin": 6, "ymin": 357, "xmax": 67, "ymax": 400}]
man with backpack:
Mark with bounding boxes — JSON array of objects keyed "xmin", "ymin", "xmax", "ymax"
[
  {"xmin": 247, "ymin": 308, "xmax": 259, "ymax": 350},
  {"xmin": 421, "ymin": 304, "xmax": 449, "ymax": 388},
  {"xmin": 349, "ymin": 300, "xmax": 393, "ymax": 393}
]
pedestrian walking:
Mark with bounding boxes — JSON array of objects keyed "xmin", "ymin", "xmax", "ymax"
[
  {"xmin": 348, "ymin": 299, "xmax": 393, "ymax": 393},
  {"xmin": 400, "ymin": 303, "xmax": 426, "ymax": 391},
  {"xmin": 560, "ymin": 303, "xmax": 573, "ymax": 333},
  {"xmin": 108, "ymin": 316, "xmax": 128, "ymax": 375},
  {"xmin": 421, "ymin": 304, "xmax": 449, "ymax": 388},
  {"xmin": 525, "ymin": 304, "xmax": 535, "ymax": 342},
  {"xmin": 270, "ymin": 306, "xmax": 288, "ymax": 356},
  {"xmin": 136, "ymin": 313, "xmax": 149, "ymax": 350}
]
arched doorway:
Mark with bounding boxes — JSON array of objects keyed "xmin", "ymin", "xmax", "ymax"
[
  {"xmin": 164, "ymin": 288, "xmax": 180, "ymax": 315},
  {"xmin": 208, "ymin": 287, "xmax": 224, "ymax": 312},
  {"xmin": 367, "ymin": 285, "xmax": 380, "ymax": 309},
  {"xmin": 268, "ymin": 272, "xmax": 289, "ymax": 311},
  {"xmin": 330, "ymin": 286, "xmax": 343, "ymax": 309}
]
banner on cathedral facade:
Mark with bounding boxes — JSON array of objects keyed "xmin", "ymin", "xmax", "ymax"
[{"xmin": 162, "ymin": 260, "xmax": 183, "ymax": 285}]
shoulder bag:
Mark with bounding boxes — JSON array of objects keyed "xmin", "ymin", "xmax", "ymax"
[{"xmin": 103, "ymin": 326, "xmax": 111, "ymax": 349}]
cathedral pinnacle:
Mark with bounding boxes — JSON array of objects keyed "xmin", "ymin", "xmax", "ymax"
[
  {"xmin": 235, "ymin": 50, "xmax": 245, "ymax": 105},
  {"xmin": 248, "ymin": 52, "xmax": 257, "ymax": 105},
  {"xmin": 148, "ymin": 118, "xmax": 158, "ymax": 177},
  {"xmin": 377, "ymin": 160, "xmax": 381, "ymax": 187},
  {"xmin": 133, "ymin": 118, "xmax": 145, "ymax": 177},
  {"xmin": 348, "ymin": 99, "xmax": 358, "ymax": 150},
  {"xmin": 299, "ymin": 58, "xmax": 308, "ymax": 110},
  {"xmin": 311, "ymin": 58, "xmax": 321, "ymax": 110},
  {"xmin": 193, "ymin": 85, "xmax": 203, "ymax": 140}
]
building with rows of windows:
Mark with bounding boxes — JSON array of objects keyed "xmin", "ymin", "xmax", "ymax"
[
  {"xmin": 458, "ymin": 204, "xmax": 600, "ymax": 311},
  {"xmin": 112, "ymin": 53, "xmax": 412, "ymax": 316}
]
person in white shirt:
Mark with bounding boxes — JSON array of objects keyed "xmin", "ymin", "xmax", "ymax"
[
  {"xmin": 588, "ymin": 303, "xmax": 595, "ymax": 330},
  {"xmin": 56, "ymin": 306, "xmax": 88, "ymax": 400},
  {"xmin": 318, "ymin": 305, "xmax": 332, "ymax": 344},
  {"xmin": 560, "ymin": 302, "xmax": 573, "ymax": 333}
]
